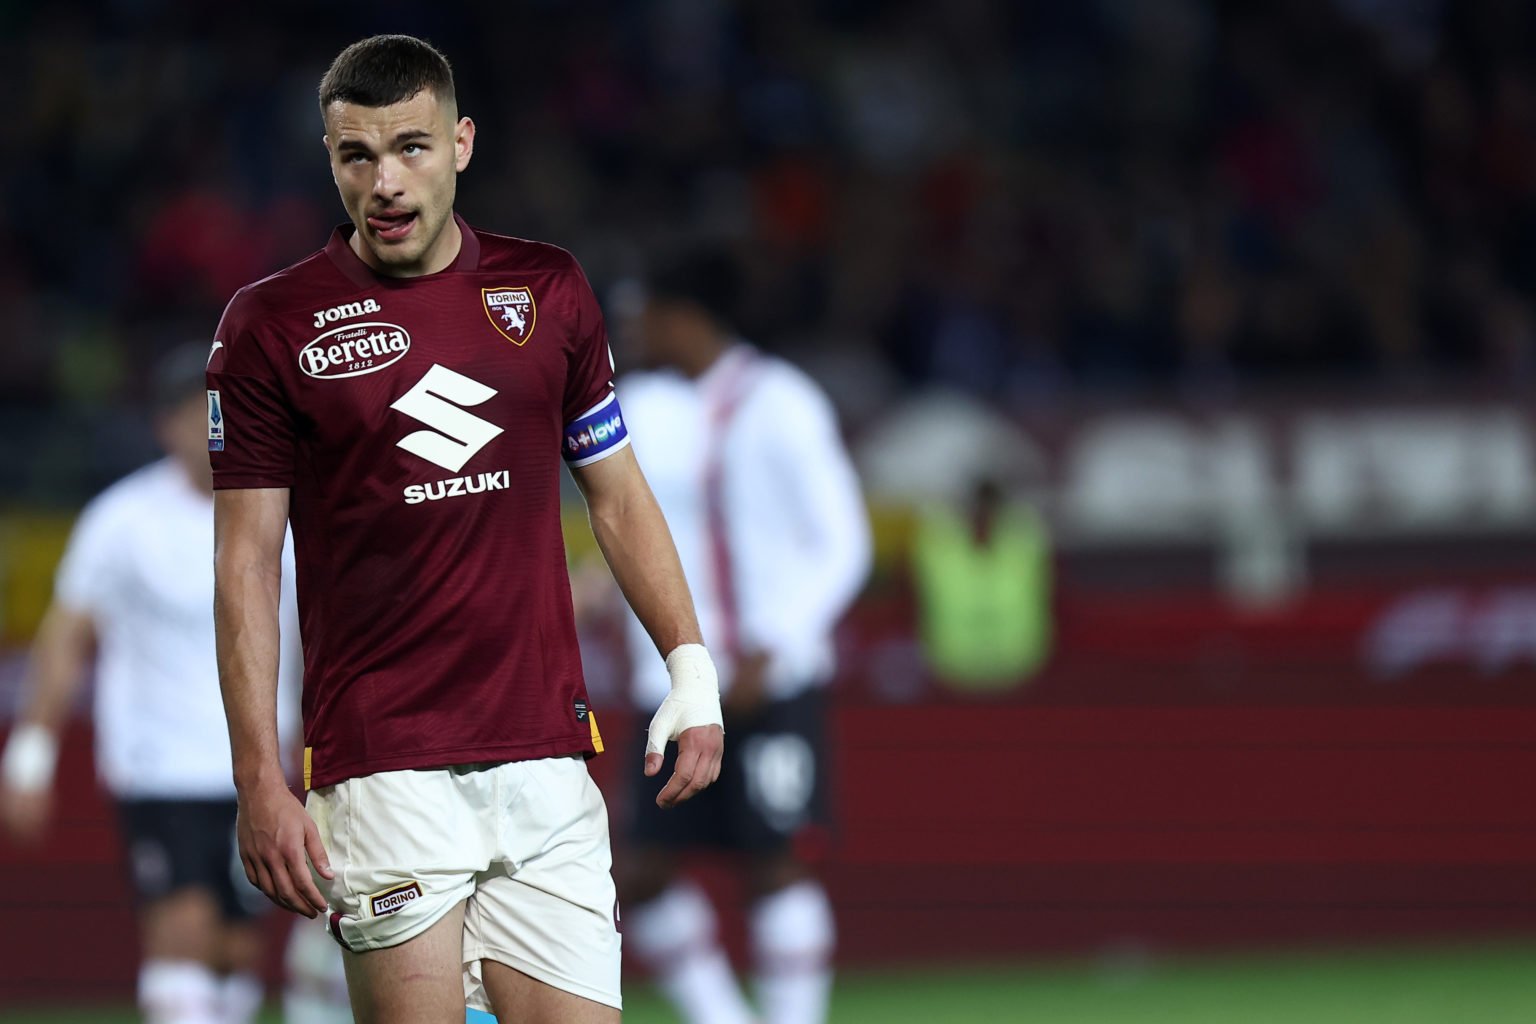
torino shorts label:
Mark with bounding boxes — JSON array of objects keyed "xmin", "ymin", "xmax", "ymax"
[{"xmin": 368, "ymin": 881, "xmax": 423, "ymax": 918}]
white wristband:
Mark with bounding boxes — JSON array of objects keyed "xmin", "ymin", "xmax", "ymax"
[
  {"xmin": 2, "ymin": 724, "xmax": 58, "ymax": 793},
  {"xmin": 646, "ymin": 644, "xmax": 724, "ymax": 756}
]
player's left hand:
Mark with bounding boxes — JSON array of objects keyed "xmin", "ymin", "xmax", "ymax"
[
  {"xmin": 646, "ymin": 644, "xmax": 725, "ymax": 808},
  {"xmin": 721, "ymin": 650, "xmax": 770, "ymax": 721}
]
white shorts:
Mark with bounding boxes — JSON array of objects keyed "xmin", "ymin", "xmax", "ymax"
[{"xmin": 306, "ymin": 756, "xmax": 621, "ymax": 1011}]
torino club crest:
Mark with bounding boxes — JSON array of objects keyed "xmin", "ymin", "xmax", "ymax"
[{"xmin": 482, "ymin": 287, "xmax": 538, "ymax": 346}]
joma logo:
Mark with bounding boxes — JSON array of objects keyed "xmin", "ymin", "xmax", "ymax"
[{"xmin": 312, "ymin": 298, "xmax": 381, "ymax": 329}]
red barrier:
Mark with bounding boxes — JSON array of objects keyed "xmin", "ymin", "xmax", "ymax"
[
  {"xmin": 7, "ymin": 569, "xmax": 1536, "ymax": 1001},
  {"xmin": 3, "ymin": 702, "xmax": 1536, "ymax": 1002}
]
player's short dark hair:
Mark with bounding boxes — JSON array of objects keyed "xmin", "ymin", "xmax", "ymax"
[
  {"xmin": 151, "ymin": 344, "xmax": 211, "ymax": 412},
  {"xmin": 319, "ymin": 34, "xmax": 456, "ymax": 117},
  {"xmin": 646, "ymin": 247, "xmax": 743, "ymax": 328}
]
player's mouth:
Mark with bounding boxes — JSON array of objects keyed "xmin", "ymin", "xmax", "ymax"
[{"xmin": 366, "ymin": 209, "xmax": 418, "ymax": 243}]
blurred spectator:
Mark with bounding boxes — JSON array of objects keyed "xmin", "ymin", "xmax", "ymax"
[
  {"xmin": 12, "ymin": 0, "xmax": 1536, "ymax": 504},
  {"xmin": 912, "ymin": 475, "xmax": 1054, "ymax": 691},
  {"xmin": 0, "ymin": 347, "xmax": 305, "ymax": 1024}
]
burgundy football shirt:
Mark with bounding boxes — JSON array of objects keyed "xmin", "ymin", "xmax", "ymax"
[{"xmin": 207, "ymin": 215, "xmax": 623, "ymax": 789}]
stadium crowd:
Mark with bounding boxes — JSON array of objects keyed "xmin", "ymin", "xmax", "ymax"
[{"xmin": 7, "ymin": 0, "xmax": 1536, "ymax": 501}]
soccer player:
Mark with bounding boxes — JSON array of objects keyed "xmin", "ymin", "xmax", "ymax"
[
  {"xmin": 206, "ymin": 35, "xmax": 723, "ymax": 1024},
  {"xmin": 0, "ymin": 346, "xmax": 300, "ymax": 1024},
  {"xmin": 615, "ymin": 250, "xmax": 871, "ymax": 1024}
]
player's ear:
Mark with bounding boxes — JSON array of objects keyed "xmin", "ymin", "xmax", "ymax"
[{"xmin": 455, "ymin": 117, "xmax": 475, "ymax": 173}]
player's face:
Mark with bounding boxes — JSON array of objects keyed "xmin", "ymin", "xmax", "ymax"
[
  {"xmin": 639, "ymin": 298, "xmax": 714, "ymax": 371},
  {"xmin": 324, "ymin": 89, "xmax": 475, "ymax": 277},
  {"xmin": 156, "ymin": 391, "xmax": 213, "ymax": 489}
]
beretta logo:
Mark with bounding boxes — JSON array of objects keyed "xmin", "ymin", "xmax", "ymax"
[
  {"xmin": 301, "ymin": 322, "xmax": 411, "ymax": 379},
  {"xmin": 368, "ymin": 881, "xmax": 423, "ymax": 918}
]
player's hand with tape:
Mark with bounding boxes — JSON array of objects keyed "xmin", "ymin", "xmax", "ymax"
[{"xmin": 646, "ymin": 644, "xmax": 725, "ymax": 808}]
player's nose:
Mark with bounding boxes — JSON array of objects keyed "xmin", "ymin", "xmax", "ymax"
[{"xmin": 372, "ymin": 157, "xmax": 406, "ymax": 200}]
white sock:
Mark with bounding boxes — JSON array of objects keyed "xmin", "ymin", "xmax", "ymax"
[
  {"xmin": 284, "ymin": 919, "xmax": 355, "ymax": 1024},
  {"xmin": 627, "ymin": 882, "xmax": 756, "ymax": 1024},
  {"xmin": 752, "ymin": 881, "xmax": 835, "ymax": 1024},
  {"xmin": 139, "ymin": 960, "xmax": 223, "ymax": 1024},
  {"xmin": 219, "ymin": 973, "xmax": 264, "ymax": 1024}
]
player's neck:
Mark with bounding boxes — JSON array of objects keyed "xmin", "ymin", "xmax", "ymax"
[
  {"xmin": 350, "ymin": 216, "xmax": 462, "ymax": 278},
  {"xmin": 680, "ymin": 337, "xmax": 733, "ymax": 380}
]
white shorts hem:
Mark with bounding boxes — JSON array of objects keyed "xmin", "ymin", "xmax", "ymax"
[
  {"xmin": 463, "ymin": 945, "xmax": 622, "ymax": 1011},
  {"xmin": 339, "ymin": 890, "xmax": 469, "ymax": 953}
]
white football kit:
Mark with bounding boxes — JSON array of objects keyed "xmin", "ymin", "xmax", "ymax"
[
  {"xmin": 618, "ymin": 344, "xmax": 871, "ymax": 705},
  {"xmin": 52, "ymin": 458, "xmax": 299, "ymax": 798}
]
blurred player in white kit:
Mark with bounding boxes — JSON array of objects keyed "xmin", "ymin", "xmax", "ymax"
[
  {"xmin": 613, "ymin": 249, "xmax": 871, "ymax": 1024},
  {"xmin": 0, "ymin": 346, "xmax": 345, "ymax": 1024}
]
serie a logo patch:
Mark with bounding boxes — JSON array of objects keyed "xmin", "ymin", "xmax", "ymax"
[
  {"xmin": 207, "ymin": 390, "xmax": 224, "ymax": 452},
  {"xmin": 368, "ymin": 881, "xmax": 423, "ymax": 918}
]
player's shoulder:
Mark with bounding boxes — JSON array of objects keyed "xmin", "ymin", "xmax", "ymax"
[
  {"xmin": 75, "ymin": 459, "xmax": 177, "ymax": 532},
  {"xmin": 742, "ymin": 349, "xmax": 833, "ymax": 415},
  {"xmin": 471, "ymin": 228, "xmax": 587, "ymax": 279},
  {"xmin": 617, "ymin": 368, "xmax": 689, "ymax": 406},
  {"xmin": 219, "ymin": 247, "xmax": 340, "ymax": 332}
]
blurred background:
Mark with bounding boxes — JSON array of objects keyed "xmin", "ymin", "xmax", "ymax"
[{"xmin": 6, "ymin": 0, "xmax": 1536, "ymax": 1020}]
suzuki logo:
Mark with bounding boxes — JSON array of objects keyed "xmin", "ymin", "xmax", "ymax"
[{"xmin": 391, "ymin": 364, "xmax": 504, "ymax": 472}]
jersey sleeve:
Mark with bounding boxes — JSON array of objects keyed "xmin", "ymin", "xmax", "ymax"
[
  {"xmin": 560, "ymin": 258, "xmax": 630, "ymax": 467},
  {"xmin": 53, "ymin": 494, "xmax": 123, "ymax": 618},
  {"xmin": 206, "ymin": 290, "xmax": 298, "ymax": 489},
  {"xmin": 732, "ymin": 374, "xmax": 872, "ymax": 658}
]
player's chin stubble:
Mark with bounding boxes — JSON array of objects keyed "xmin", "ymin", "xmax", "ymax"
[{"xmin": 377, "ymin": 209, "xmax": 443, "ymax": 270}]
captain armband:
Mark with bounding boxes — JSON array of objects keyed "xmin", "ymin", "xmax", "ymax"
[{"xmin": 562, "ymin": 392, "xmax": 631, "ymax": 467}]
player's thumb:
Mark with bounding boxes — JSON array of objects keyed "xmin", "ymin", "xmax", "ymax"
[
  {"xmin": 305, "ymin": 820, "xmax": 334, "ymax": 880},
  {"xmin": 645, "ymin": 704, "xmax": 676, "ymax": 762}
]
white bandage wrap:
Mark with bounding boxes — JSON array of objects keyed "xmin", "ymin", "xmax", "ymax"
[
  {"xmin": 1, "ymin": 723, "xmax": 59, "ymax": 793},
  {"xmin": 647, "ymin": 644, "xmax": 725, "ymax": 757}
]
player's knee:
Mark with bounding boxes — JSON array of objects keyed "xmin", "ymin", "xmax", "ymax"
[
  {"xmin": 616, "ymin": 848, "xmax": 676, "ymax": 904},
  {"xmin": 749, "ymin": 853, "xmax": 813, "ymax": 899},
  {"xmin": 142, "ymin": 887, "xmax": 222, "ymax": 961},
  {"xmin": 218, "ymin": 922, "xmax": 264, "ymax": 975}
]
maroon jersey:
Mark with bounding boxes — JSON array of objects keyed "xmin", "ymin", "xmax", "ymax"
[{"xmin": 208, "ymin": 216, "xmax": 622, "ymax": 789}]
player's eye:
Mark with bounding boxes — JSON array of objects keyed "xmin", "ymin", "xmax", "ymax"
[
  {"xmin": 403, "ymin": 143, "xmax": 424, "ymax": 156},
  {"xmin": 342, "ymin": 152, "xmax": 370, "ymax": 164}
]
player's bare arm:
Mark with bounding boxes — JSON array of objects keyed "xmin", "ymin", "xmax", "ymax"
[
  {"xmin": 0, "ymin": 603, "xmax": 95, "ymax": 843},
  {"xmin": 571, "ymin": 445, "xmax": 725, "ymax": 808},
  {"xmin": 213, "ymin": 486, "xmax": 333, "ymax": 917}
]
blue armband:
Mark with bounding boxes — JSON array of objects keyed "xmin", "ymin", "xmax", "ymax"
[{"xmin": 563, "ymin": 392, "xmax": 630, "ymax": 466}]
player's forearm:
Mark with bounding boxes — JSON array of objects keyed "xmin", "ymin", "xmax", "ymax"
[
  {"xmin": 16, "ymin": 605, "xmax": 93, "ymax": 734},
  {"xmin": 584, "ymin": 467, "xmax": 702, "ymax": 657},
  {"xmin": 214, "ymin": 557, "xmax": 287, "ymax": 792}
]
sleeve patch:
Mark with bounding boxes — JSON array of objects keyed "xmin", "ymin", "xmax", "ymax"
[
  {"xmin": 562, "ymin": 391, "xmax": 630, "ymax": 467},
  {"xmin": 207, "ymin": 390, "xmax": 225, "ymax": 452}
]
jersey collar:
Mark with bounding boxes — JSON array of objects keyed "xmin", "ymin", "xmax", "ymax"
[{"xmin": 324, "ymin": 212, "xmax": 481, "ymax": 288}]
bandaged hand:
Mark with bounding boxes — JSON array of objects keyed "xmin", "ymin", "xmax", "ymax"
[{"xmin": 645, "ymin": 644, "xmax": 725, "ymax": 808}]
